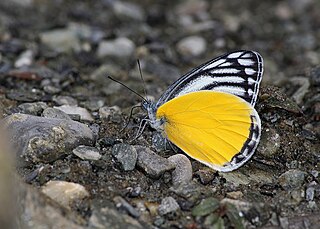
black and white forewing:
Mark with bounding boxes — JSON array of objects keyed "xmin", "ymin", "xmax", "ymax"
[{"xmin": 156, "ymin": 50, "xmax": 263, "ymax": 107}]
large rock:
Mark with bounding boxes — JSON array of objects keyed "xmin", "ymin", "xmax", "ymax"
[{"xmin": 3, "ymin": 114, "xmax": 94, "ymax": 164}]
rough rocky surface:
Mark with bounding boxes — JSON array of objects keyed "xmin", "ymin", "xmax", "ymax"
[{"xmin": 0, "ymin": 0, "xmax": 319, "ymax": 228}]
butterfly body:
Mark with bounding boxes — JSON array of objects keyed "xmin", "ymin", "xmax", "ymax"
[{"xmin": 142, "ymin": 50, "xmax": 263, "ymax": 172}]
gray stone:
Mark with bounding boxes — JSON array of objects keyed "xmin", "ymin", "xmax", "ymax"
[
  {"xmin": 191, "ymin": 197, "xmax": 220, "ymax": 217},
  {"xmin": 40, "ymin": 27, "xmax": 81, "ymax": 53},
  {"xmin": 112, "ymin": 144, "xmax": 137, "ymax": 171},
  {"xmin": 73, "ymin": 145, "xmax": 101, "ymax": 161},
  {"xmin": 176, "ymin": 35, "xmax": 206, "ymax": 57},
  {"xmin": 278, "ymin": 169, "xmax": 306, "ymax": 190},
  {"xmin": 112, "ymin": 1, "xmax": 145, "ymax": 21},
  {"xmin": 97, "ymin": 37, "xmax": 135, "ymax": 58},
  {"xmin": 41, "ymin": 180, "xmax": 90, "ymax": 209},
  {"xmin": 52, "ymin": 95, "xmax": 78, "ymax": 106},
  {"xmin": 54, "ymin": 105, "xmax": 94, "ymax": 122},
  {"xmin": 3, "ymin": 113, "xmax": 94, "ymax": 164},
  {"xmin": 158, "ymin": 196, "xmax": 180, "ymax": 216},
  {"xmin": 18, "ymin": 102, "xmax": 48, "ymax": 115},
  {"xmin": 168, "ymin": 154, "xmax": 192, "ymax": 186},
  {"xmin": 88, "ymin": 201, "xmax": 144, "ymax": 229},
  {"xmin": 42, "ymin": 107, "xmax": 72, "ymax": 120},
  {"xmin": 135, "ymin": 146, "xmax": 175, "ymax": 179},
  {"xmin": 81, "ymin": 98, "xmax": 105, "ymax": 111}
]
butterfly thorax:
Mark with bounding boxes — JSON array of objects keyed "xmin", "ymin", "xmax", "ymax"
[{"xmin": 142, "ymin": 100, "xmax": 165, "ymax": 132}]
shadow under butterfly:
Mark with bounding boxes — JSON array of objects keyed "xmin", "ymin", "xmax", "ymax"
[{"xmin": 120, "ymin": 50, "xmax": 263, "ymax": 172}]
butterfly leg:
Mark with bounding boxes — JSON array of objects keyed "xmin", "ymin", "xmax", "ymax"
[{"xmin": 120, "ymin": 104, "xmax": 141, "ymax": 133}]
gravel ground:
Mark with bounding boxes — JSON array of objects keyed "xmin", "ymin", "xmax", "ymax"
[{"xmin": 0, "ymin": 0, "xmax": 319, "ymax": 228}]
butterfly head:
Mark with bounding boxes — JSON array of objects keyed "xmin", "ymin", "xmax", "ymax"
[{"xmin": 141, "ymin": 99, "xmax": 165, "ymax": 131}]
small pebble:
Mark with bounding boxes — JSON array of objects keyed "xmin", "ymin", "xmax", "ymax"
[
  {"xmin": 18, "ymin": 102, "xmax": 48, "ymax": 115},
  {"xmin": 195, "ymin": 168, "xmax": 216, "ymax": 185},
  {"xmin": 97, "ymin": 37, "xmax": 135, "ymax": 58},
  {"xmin": 168, "ymin": 154, "xmax": 193, "ymax": 186},
  {"xmin": 42, "ymin": 107, "xmax": 72, "ymax": 120},
  {"xmin": 54, "ymin": 105, "xmax": 94, "ymax": 122},
  {"xmin": 52, "ymin": 95, "xmax": 78, "ymax": 106},
  {"xmin": 278, "ymin": 169, "xmax": 306, "ymax": 190},
  {"xmin": 226, "ymin": 191, "xmax": 244, "ymax": 199},
  {"xmin": 112, "ymin": 1, "xmax": 145, "ymax": 21},
  {"xmin": 135, "ymin": 146, "xmax": 175, "ymax": 179},
  {"xmin": 41, "ymin": 180, "xmax": 89, "ymax": 208},
  {"xmin": 176, "ymin": 35, "xmax": 206, "ymax": 57},
  {"xmin": 112, "ymin": 144, "xmax": 138, "ymax": 171},
  {"xmin": 113, "ymin": 196, "xmax": 140, "ymax": 218},
  {"xmin": 73, "ymin": 145, "xmax": 101, "ymax": 161},
  {"xmin": 158, "ymin": 196, "xmax": 180, "ymax": 216},
  {"xmin": 99, "ymin": 106, "xmax": 121, "ymax": 120},
  {"xmin": 191, "ymin": 197, "xmax": 220, "ymax": 217},
  {"xmin": 14, "ymin": 49, "xmax": 34, "ymax": 68},
  {"xmin": 40, "ymin": 28, "xmax": 81, "ymax": 53}
]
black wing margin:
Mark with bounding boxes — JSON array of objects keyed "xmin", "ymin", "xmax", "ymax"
[{"xmin": 156, "ymin": 50, "xmax": 263, "ymax": 107}]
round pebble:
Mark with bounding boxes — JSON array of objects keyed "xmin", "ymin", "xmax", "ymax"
[
  {"xmin": 176, "ymin": 35, "xmax": 206, "ymax": 57},
  {"xmin": 168, "ymin": 154, "xmax": 193, "ymax": 186},
  {"xmin": 158, "ymin": 196, "xmax": 180, "ymax": 216}
]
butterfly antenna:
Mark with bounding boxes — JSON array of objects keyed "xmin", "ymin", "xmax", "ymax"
[
  {"xmin": 137, "ymin": 59, "xmax": 148, "ymax": 99},
  {"xmin": 107, "ymin": 76, "xmax": 147, "ymax": 102}
]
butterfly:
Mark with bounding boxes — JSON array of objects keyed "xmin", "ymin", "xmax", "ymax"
[{"xmin": 141, "ymin": 50, "xmax": 263, "ymax": 172}]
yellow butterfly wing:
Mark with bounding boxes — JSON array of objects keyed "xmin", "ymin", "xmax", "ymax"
[{"xmin": 156, "ymin": 90, "xmax": 261, "ymax": 172}]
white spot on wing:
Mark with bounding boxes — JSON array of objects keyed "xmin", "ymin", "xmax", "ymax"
[
  {"xmin": 210, "ymin": 68, "xmax": 240, "ymax": 74},
  {"xmin": 220, "ymin": 62, "xmax": 233, "ymax": 67},
  {"xmin": 248, "ymin": 77, "xmax": 256, "ymax": 84},
  {"xmin": 203, "ymin": 59, "xmax": 226, "ymax": 70},
  {"xmin": 214, "ymin": 86, "xmax": 246, "ymax": 96},
  {"xmin": 245, "ymin": 68, "xmax": 256, "ymax": 75},
  {"xmin": 177, "ymin": 76, "xmax": 215, "ymax": 96},
  {"xmin": 228, "ymin": 52, "xmax": 244, "ymax": 58},
  {"xmin": 242, "ymin": 53, "xmax": 252, "ymax": 58},
  {"xmin": 238, "ymin": 59, "xmax": 255, "ymax": 66},
  {"xmin": 211, "ymin": 76, "xmax": 244, "ymax": 83}
]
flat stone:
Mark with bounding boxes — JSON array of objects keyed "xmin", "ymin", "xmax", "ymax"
[
  {"xmin": 97, "ymin": 37, "xmax": 135, "ymax": 58},
  {"xmin": 158, "ymin": 196, "xmax": 180, "ymax": 216},
  {"xmin": 112, "ymin": 144, "xmax": 137, "ymax": 171},
  {"xmin": 278, "ymin": 169, "xmax": 306, "ymax": 190},
  {"xmin": 73, "ymin": 145, "xmax": 101, "ymax": 161},
  {"xmin": 135, "ymin": 146, "xmax": 175, "ymax": 179},
  {"xmin": 41, "ymin": 180, "xmax": 89, "ymax": 209},
  {"xmin": 52, "ymin": 95, "xmax": 78, "ymax": 106},
  {"xmin": 42, "ymin": 107, "xmax": 72, "ymax": 120},
  {"xmin": 18, "ymin": 102, "xmax": 48, "ymax": 115},
  {"xmin": 54, "ymin": 105, "xmax": 94, "ymax": 122},
  {"xmin": 3, "ymin": 114, "xmax": 94, "ymax": 164},
  {"xmin": 168, "ymin": 154, "xmax": 193, "ymax": 186}
]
